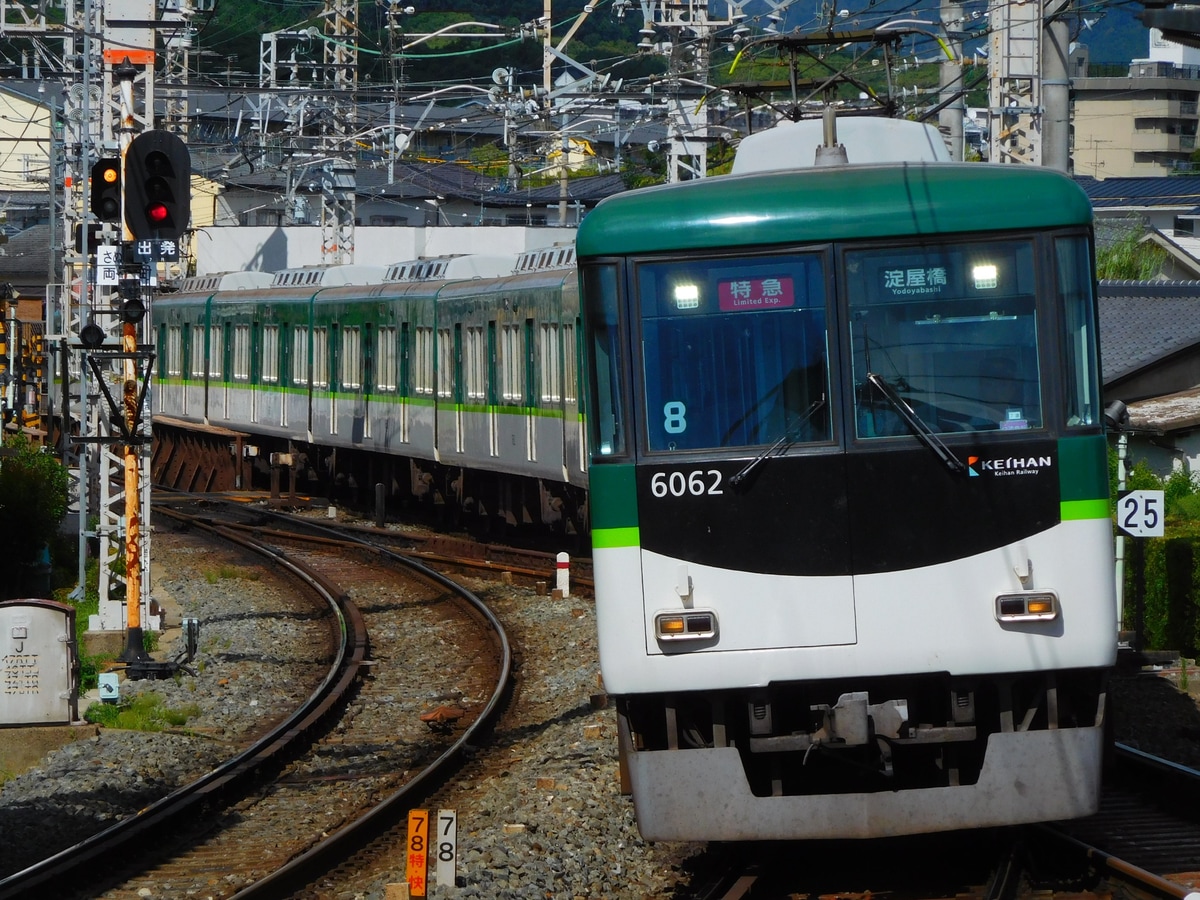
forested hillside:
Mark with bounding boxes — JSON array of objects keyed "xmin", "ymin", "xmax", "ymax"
[
  {"xmin": 191, "ymin": 0, "xmax": 663, "ymax": 89},
  {"xmin": 189, "ymin": 0, "xmax": 1150, "ymax": 92}
]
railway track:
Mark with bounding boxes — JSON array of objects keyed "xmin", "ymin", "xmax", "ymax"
[
  {"xmin": 157, "ymin": 490, "xmax": 594, "ymax": 592},
  {"xmin": 0, "ymin": 502, "xmax": 512, "ymax": 900},
  {"xmin": 1035, "ymin": 742, "xmax": 1200, "ymax": 897}
]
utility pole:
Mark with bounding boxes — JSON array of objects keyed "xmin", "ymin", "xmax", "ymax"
[
  {"xmin": 987, "ymin": 0, "xmax": 1073, "ymax": 169},
  {"xmin": 318, "ymin": 0, "xmax": 358, "ymax": 264},
  {"xmin": 940, "ymin": 0, "xmax": 965, "ymax": 160}
]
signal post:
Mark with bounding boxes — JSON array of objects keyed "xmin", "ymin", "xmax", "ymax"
[{"xmin": 81, "ymin": 119, "xmax": 190, "ymax": 671}]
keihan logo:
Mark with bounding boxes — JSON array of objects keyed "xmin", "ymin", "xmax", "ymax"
[{"xmin": 967, "ymin": 455, "xmax": 1053, "ymax": 478}]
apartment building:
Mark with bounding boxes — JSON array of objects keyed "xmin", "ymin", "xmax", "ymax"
[{"xmin": 1073, "ymin": 30, "xmax": 1200, "ymax": 177}]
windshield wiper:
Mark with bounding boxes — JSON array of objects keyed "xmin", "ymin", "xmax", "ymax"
[
  {"xmin": 866, "ymin": 373, "xmax": 965, "ymax": 475},
  {"xmin": 730, "ymin": 396, "xmax": 826, "ymax": 488}
]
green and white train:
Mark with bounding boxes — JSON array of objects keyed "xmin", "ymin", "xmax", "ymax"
[
  {"xmin": 153, "ymin": 245, "xmax": 588, "ymax": 533},
  {"xmin": 576, "ymin": 119, "xmax": 1117, "ymax": 840}
]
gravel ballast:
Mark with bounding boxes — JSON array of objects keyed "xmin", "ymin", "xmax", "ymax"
[{"xmin": 3, "ymin": 524, "xmax": 1199, "ymax": 899}]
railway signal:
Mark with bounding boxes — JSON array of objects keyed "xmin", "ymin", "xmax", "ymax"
[
  {"xmin": 124, "ymin": 130, "xmax": 191, "ymax": 242},
  {"xmin": 90, "ymin": 158, "xmax": 121, "ymax": 222},
  {"xmin": 116, "ymin": 277, "xmax": 145, "ymax": 323}
]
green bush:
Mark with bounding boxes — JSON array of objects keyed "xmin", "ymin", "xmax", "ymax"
[
  {"xmin": 0, "ymin": 435, "xmax": 69, "ymax": 600},
  {"xmin": 84, "ymin": 691, "xmax": 201, "ymax": 730},
  {"xmin": 1114, "ymin": 450, "xmax": 1200, "ymax": 654}
]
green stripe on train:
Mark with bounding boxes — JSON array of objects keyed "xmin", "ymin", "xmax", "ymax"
[
  {"xmin": 591, "ymin": 526, "xmax": 641, "ymax": 549},
  {"xmin": 1060, "ymin": 499, "xmax": 1110, "ymax": 520}
]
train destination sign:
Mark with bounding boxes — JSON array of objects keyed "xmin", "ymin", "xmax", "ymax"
[{"xmin": 718, "ymin": 275, "xmax": 795, "ymax": 311}]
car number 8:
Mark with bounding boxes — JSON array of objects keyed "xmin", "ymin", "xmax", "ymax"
[{"xmin": 651, "ymin": 470, "xmax": 723, "ymax": 497}]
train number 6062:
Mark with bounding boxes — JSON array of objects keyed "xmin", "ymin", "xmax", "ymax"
[{"xmin": 650, "ymin": 470, "xmax": 724, "ymax": 498}]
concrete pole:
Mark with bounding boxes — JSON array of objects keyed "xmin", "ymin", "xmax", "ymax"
[
  {"xmin": 1042, "ymin": 0, "xmax": 1072, "ymax": 172},
  {"xmin": 940, "ymin": 0, "xmax": 964, "ymax": 161}
]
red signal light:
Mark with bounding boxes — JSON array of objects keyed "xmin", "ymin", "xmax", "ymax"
[{"xmin": 147, "ymin": 202, "xmax": 169, "ymax": 224}]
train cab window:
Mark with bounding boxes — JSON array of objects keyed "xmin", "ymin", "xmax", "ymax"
[
  {"xmin": 636, "ymin": 253, "xmax": 830, "ymax": 453},
  {"xmin": 583, "ymin": 264, "xmax": 627, "ymax": 457},
  {"xmin": 846, "ymin": 240, "xmax": 1042, "ymax": 438},
  {"xmin": 1056, "ymin": 236, "xmax": 1101, "ymax": 428}
]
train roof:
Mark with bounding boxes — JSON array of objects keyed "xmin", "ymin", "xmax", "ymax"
[
  {"xmin": 176, "ymin": 271, "xmax": 276, "ymax": 293},
  {"xmin": 731, "ymin": 118, "xmax": 950, "ymax": 173},
  {"xmin": 576, "ymin": 163, "xmax": 1093, "ymax": 258},
  {"xmin": 171, "ymin": 245, "xmax": 577, "ymax": 298}
]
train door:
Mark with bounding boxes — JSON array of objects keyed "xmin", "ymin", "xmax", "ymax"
[
  {"xmin": 400, "ymin": 322, "xmax": 411, "ymax": 443},
  {"xmin": 259, "ymin": 323, "xmax": 280, "ymax": 429},
  {"xmin": 453, "ymin": 322, "xmax": 464, "ymax": 453},
  {"xmin": 525, "ymin": 317, "xmax": 536, "ymax": 462},
  {"xmin": 221, "ymin": 321, "xmax": 231, "ymax": 421},
  {"xmin": 279, "ymin": 321, "xmax": 291, "ymax": 428},
  {"xmin": 329, "ymin": 323, "xmax": 340, "ymax": 436},
  {"xmin": 180, "ymin": 324, "xmax": 191, "ymax": 416},
  {"xmin": 360, "ymin": 324, "xmax": 373, "ymax": 443},
  {"xmin": 250, "ymin": 321, "xmax": 261, "ymax": 423},
  {"xmin": 488, "ymin": 320, "xmax": 498, "ymax": 457},
  {"xmin": 573, "ymin": 316, "xmax": 586, "ymax": 474}
]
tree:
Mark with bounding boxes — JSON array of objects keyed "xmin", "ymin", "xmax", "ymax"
[{"xmin": 0, "ymin": 435, "xmax": 69, "ymax": 599}]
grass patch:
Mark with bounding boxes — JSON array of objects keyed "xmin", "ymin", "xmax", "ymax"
[
  {"xmin": 204, "ymin": 565, "xmax": 260, "ymax": 584},
  {"xmin": 84, "ymin": 691, "xmax": 202, "ymax": 731}
]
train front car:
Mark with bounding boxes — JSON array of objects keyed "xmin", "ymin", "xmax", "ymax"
[{"xmin": 578, "ymin": 158, "xmax": 1116, "ymax": 841}]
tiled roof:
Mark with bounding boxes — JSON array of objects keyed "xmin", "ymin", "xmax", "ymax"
[
  {"xmin": 0, "ymin": 223, "xmax": 55, "ymax": 280},
  {"xmin": 1077, "ymin": 175, "xmax": 1200, "ymax": 209},
  {"xmin": 1099, "ymin": 280, "xmax": 1200, "ymax": 382}
]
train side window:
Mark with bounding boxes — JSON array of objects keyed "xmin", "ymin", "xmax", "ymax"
[
  {"xmin": 540, "ymin": 322, "xmax": 562, "ymax": 403},
  {"xmin": 583, "ymin": 264, "xmax": 627, "ymax": 457},
  {"xmin": 413, "ymin": 326, "xmax": 433, "ymax": 395},
  {"xmin": 846, "ymin": 240, "xmax": 1041, "ymax": 438},
  {"xmin": 1056, "ymin": 236, "xmax": 1101, "ymax": 428},
  {"xmin": 208, "ymin": 325, "xmax": 223, "ymax": 380},
  {"xmin": 313, "ymin": 327, "xmax": 329, "ymax": 389},
  {"xmin": 232, "ymin": 325, "xmax": 251, "ymax": 382},
  {"xmin": 465, "ymin": 326, "xmax": 486, "ymax": 402},
  {"xmin": 437, "ymin": 328, "xmax": 453, "ymax": 399},
  {"xmin": 341, "ymin": 327, "xmax": 362, "ymax": 390},
  {"xmin": 500, "ymin": 323, "xmax": 524, "ymax": 404},
  {"xmin": 166, "ymin": 325, "xmax": 182, "ymax": 378},
  {"xmin": 378, "ymin": 326, "xmax": 398, "ymax": 392},
  {"xmin": 262, "ymin": 326, "xmax": 280, "ymax": 383},
  {"xmin": 292, "ymin": 326, "xmax": 308, "ymax": 386},
  {"xmin": 191, "ymin": 324, "xmax": 206, "ymax": 379}
]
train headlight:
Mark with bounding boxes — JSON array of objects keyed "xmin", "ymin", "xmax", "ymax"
[
  {"xmin": 994, "ymin": 591, "xmax": 1059, "ymax": 622},
  {"xmin": 655, "ymin": 610, "xmax": 717, "ymax": 641}
]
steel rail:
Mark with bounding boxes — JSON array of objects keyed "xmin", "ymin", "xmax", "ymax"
[
  {"xmin": 1032, "ymin": 742, "xmax": 1200, "ymax": 900},
  {"xmin": 226, "ymin": 513, "xmax": 514, "ymax": 898},
  {"xmin": 0, "ymin": 508, "xmax": 367, "ymax": 900}
]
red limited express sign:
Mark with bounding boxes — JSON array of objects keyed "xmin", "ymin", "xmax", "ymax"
[{"xmin": 718, "ymin": 276, "xmax": 795, "ymax": 311}]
